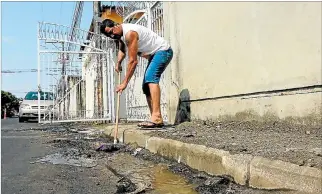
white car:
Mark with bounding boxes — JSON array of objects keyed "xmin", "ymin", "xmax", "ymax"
[{"xmin": 19, "ymin": 91, "xmax": 55, "ymax": 122}]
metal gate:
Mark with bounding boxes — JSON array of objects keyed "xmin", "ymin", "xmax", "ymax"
[
  {"xmin": 37, "ymin": 22, "xmax": 116, "ymax": 123},
  {"xmin": 37, "ymin": 1, "xmax": 166, "ymax": 123},
  {"xmin": 123, "ymin": 1, "xmax": 168, "ymax": 122}
]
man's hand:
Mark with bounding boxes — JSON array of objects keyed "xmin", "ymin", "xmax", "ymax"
[
  {"xmin": 115, "ymin": 62, "xmax": 122, "ymax": 73},
  {"xmin": 116, "ymin": 82, "xmax": 127, "ymax": 93}
]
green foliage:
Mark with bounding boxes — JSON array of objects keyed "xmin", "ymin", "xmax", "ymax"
[{"xmin": 1, "ymin": 90, "xmax": 21, "ymax": 117}]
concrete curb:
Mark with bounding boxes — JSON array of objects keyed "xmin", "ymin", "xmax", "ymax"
[
  {"xmin": 98, "ymin": 125, "xmax": 322, "ymax": 193},
  {"xmin": 249, "ymin": 156, "xmax": 321, "ymax": 193}
]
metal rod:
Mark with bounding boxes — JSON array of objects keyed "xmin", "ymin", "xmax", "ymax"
[
  {"xmin": 123, "ymin": 9, "xmax": 147, "ymax": 22},
  {"xmin": 37, "ymin": 23, "xmax": 41, "ymax": 123},
  {"xmin": 150, "ymin": 1, "xmax": 159, "ymax": 10},
  {"xmin": 39, "ymin": 50, "xmax": 106, "ymax": 54},
  {"xmin": 38, "ymin": 21, "xmax": 103, "ymax": 39},
  {"xmin": 52, "ymin": 78, "xmax": 84, "ymax": 110},
  {"xmin": 126, "ymin": 118, "xmax": 146, "ymax": 122},
  {"xmin": 110, "ymin": 49, "xmax": 115, "ymax": 122},
  {"xmin": 107, "ymin": 51, "xmax": 112, "ymax": 120},
  {"xmin": 40, "ymin": 117, "xmax": 112, "ymax": 124},
  {"xmin": 51, "ymin": 53, "xmax": 54, "ymax": 124},
  {"xmin": 39, "ymin": 39, "xmax": 110, "ymax": 52}
]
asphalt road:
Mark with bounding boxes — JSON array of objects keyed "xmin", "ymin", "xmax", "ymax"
[
  {"xmin": 1, "ymin": 118, "xmax": 118, "ymax": 194},
  {"xmin": 1, "ymin": 117, "xmax": 39, "ymax": 130},
  {"xmin": 1, "ymin": 118, "xmax": 300, "ymax": 194},
  {"xmin": 1, "ymin": 119, "xmax": 197, "ymax": 194}
]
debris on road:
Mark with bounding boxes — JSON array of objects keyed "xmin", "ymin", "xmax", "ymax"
[
  {"xmin": 132, "ymin": 148, "xmax": 142, "ymax": 156},
  {"xmin": 116, "ymin": 177, "xmax": 137, "ymax": 193},
  {"xmin": 95, "ymin": 143, "xmax": 125, "ymax": 152}
]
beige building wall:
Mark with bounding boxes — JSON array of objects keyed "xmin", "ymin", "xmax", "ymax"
[{"xmin": 163, "ymin": 2, "xmax": 321, "ymax": 124}]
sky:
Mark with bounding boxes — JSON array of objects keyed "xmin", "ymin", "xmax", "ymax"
[{"xmin": 1, "ymin": 1, "xmax": 96, "ymax": 98}]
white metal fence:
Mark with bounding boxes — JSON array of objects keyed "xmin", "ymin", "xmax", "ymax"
[
  {"xmin": 37, "ymin": 22, "xmax": 116, "ymax": 123},
  {"xmin": 37, "ymin": 1, "xmax": 166, "ymax": 124}
]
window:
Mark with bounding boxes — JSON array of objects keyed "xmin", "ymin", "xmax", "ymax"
[{"xmin": 24, "ymin": 92, "xmax": 54, "ymax": 100}]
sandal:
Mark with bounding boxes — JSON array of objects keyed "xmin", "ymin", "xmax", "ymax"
[{"xmin": 138, "ymin": 121, "xmax": 164, "ymax": 128}]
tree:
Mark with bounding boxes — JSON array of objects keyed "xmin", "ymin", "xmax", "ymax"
[{"xmin": 1, "ymin": 90, "xmax": 20, "ymax": 117}]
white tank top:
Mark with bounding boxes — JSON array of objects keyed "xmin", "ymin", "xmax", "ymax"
[{"xmin": 121, "ymin": 23, "xmax": 170, "ymax": 55}]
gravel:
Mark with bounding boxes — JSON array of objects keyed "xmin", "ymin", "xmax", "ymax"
[{"xmin": 148, "ymin": 119, "xmax": 322, "ymax": 169}]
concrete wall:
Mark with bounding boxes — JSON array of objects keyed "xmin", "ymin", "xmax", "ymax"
[{"xmin": 164, "ymin": 2, "xmax": 322, "ymax": 124}]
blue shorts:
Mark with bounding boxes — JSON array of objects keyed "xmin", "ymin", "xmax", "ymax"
[{"xmin": 143, "ymin": 48, "xmax": 173, "ymax": 96}]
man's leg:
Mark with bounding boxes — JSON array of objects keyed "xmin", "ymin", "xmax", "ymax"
[
  {"xmin": 146, "ymin": 95, "xmax": 153, "ymax": 115},
  {"xmin": 138, "ymin": 94, "xmax": 153, "ymax": 127},
  {"xmin": 137, "ymin": 94, "xmax": 153, "ymax": 127},
  {"xmin": 148, "ymin": 83, "xmax": 163, "ymax": 124},
  {"xmin": 139, "ymin": 48, "xmax": 173, "ymax": 127}
]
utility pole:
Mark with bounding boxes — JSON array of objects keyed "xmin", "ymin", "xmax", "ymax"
[
  {"xmin": 61, "ymin": 42, "xmax": 65, "ymax": 76},
  {"xmin": 93, "ymin": 1, "xmax": 103, "ymax": 118},
  {"xmin": 93, "ymin": 2, "xmax": 101, "ymax": 31},
  {"xmin": 61, "ymin": 42, "xmax": 66, "ymax": 119}
]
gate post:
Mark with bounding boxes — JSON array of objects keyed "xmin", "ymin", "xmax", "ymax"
[
  {"xmin": 147, "ymin": 7, "xmax": 152, "ymax": 29},
  {"xmin": 109, "ymin": 49, "xmax": 116, "ymax": 123},
  {"xmin": 37, "ymin": 22, "xmax": 41, "ymax": 123}
]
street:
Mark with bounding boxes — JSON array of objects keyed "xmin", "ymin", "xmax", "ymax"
[
  {"xmin": 1, "ymin": 118, "xmax": 119, "ymax": 194},
  {"xmin": 1, "ymin": 118, "xmax": 200, "ymax": 194},
  {"xmin": 1, "ymin": 118, "xmax": 302, "ymax": 194}
]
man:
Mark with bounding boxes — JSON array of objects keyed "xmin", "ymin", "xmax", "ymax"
[{"xmin": 100, "ymin": 19, "xmax": 173, "ymax": 128}]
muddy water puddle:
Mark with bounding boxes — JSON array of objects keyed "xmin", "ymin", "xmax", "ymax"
[
  {"xmin": 108, "ymin": 153, "xmax": 197, "ymax": 194},
  {"xmin": 149, "ymin": 165, "xmax": 197, "ymax": 194},
  {"xmin": 34, "ymin": 143, "xmax": 197, "ymax": 193}
]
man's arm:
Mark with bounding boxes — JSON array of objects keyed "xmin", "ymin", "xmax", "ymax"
[
  {"xmin": 122, "ymin": 31, "xmax": 138, "ymax": 85},
  {"xmin": 116, "ymin": 40, "xmax": 126, "ymax": 72}
]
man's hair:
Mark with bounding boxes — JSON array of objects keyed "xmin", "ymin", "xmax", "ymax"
[{"xmin": 100, "ymin": 19, "xmax": 116, "ymax": 36}]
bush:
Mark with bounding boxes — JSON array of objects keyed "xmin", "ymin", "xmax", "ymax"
[{"xmin": 1, "ymin": 90, "xmax": 20, "ymax": 118}]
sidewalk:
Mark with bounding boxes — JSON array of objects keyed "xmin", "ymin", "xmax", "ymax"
[
  {"xmin": 94, "ymin": 119, "xmax": 322, "ymax": 193},
  {"xmin": 150, "ymin": 120, "xmax": 322, "ymax": 169}
]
